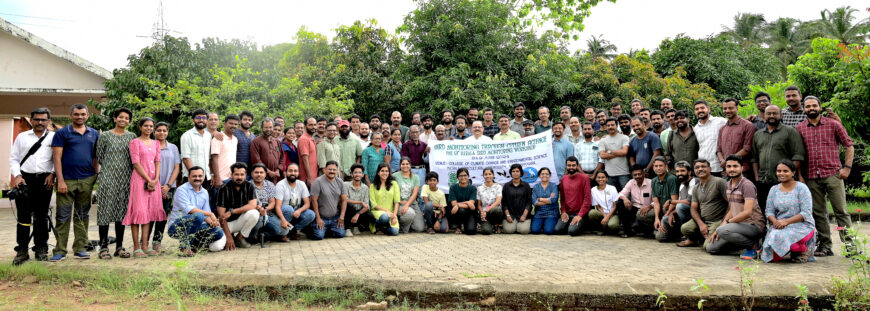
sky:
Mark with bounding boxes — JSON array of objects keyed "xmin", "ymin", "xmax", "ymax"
[{"xmin": 0, "ymin": 0, "xmax": 867, "ymax": 71}]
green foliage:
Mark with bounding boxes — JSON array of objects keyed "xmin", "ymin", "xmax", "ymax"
[
  {"xmin": 516, "ymin": 0, "xmax": 616, "ymax": 40},
  {"xmin": 829, "ymin": 223, "xmax": 870, "ymax": 310},
  {"xmin": 651, "ymin": 35, "xmax": 784, "ymax": 98},
  {"xmin": 794, "ymin": 284, "xmax": 812, "ymax": 311},
  {"xmin": 739, "ymin": 81, "xmax": 790, "ymax": 117}
]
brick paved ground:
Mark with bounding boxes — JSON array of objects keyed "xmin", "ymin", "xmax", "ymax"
[{"xmin": 0, "ymin": 207, "xmax": 863, "ymax": 297}]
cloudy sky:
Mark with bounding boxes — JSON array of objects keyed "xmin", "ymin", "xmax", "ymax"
[{"xmin": 1, "ymin": 0, "xmax": 867, "ymax": 71}]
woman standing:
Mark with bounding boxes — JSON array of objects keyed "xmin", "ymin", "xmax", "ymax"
[
  {"xmin": 123, "ymin": 118, "xmax": 164, "ymax": 258},
  {"xmin": 96, "ymin": 108, "xmax": 137, "ymax": 259},
  {"xmin": 387, "ymin": 129, "xmax": 402, "ymax": 173},
  {"xmin": 393, "ymin": 157, "xmax": 423, "ymax": 233},
  {"xmin": 150, "ymin": 122, "xmax": 180, "ymax": 252},
  {"xmin": 477, "ymin": 168, "xmax": 504, "ymax": 234},
  {"xmin": 502, "ymin": 164, "xmax": 533, "ymax": 234},
  {"xmin": 588, "ymin": 171, "xmax": 620, "ymax": 235},
  {"xmin": 369, "ymin": 163, "xmax": 400, "ymax": 236},
  {"xmin": 448, "ymin": 168, "xmax": 477, "ymax": 235},
  {"xmin": 282, "ymin": 127, "xmax": 298, "ymax": 172},
  {"xmin": 531, "ymin": 168, "xmax": 559, "ymax": 235},
  {"xmin": 761, "ymin": 160, "xmax": 816, "ymax": 263},
  {"xmin": 361, "ymin": 132, "xmax": 390, "ymax": 184}
]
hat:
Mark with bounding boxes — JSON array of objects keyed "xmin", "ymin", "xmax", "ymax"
[
  {"xmin": 522, "ymin": 119, "xmax": 534, "ymax": 125},
  {"xmin": 338, "ymin": 120, "xmax": 351, "ymax": 127}
]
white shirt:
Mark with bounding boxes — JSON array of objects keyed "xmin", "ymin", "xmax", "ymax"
[
  {"xmin": 359, "ymin": 137, "xmax": 371, "ymax": 149},
  {"xmin": 275, "ymin": 179, "xmax": 310, "ymax": 208},
  {"xmin": 591, "ymin": 184, "xmax": 619, "ymax": 214},
  {"xmin": 180, "ymin": 127, "xmax": 212, "ymax": 177},
  {"xmin": 419, "ymin": 130, "xmax": 437, "ymax": 144},
  {"xmin": 9, "ymin": 130, "xmax": 55, "ymax": 176},
  {"xmin": 694, "ymin": 116, "xmax": 727, "ymax": 173},
  {"xmin": 465, "ymin": 135, "xmax": 492, "ymax": 142}
]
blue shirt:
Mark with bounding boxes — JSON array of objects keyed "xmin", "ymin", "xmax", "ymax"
[
  {"xmin": 168, "ymin": 182, "xmax": 210, "ymax": 228},
  {"xmin": 387, "ymin": 141, "xmax": 402, "ymax": 172},
  {"xmin": 552, "ymin": 137, "xmax": 575, "ymax": 181},
  {"xmin": 234, "ymin": 129, "xmax": 255, "ymax": 166},
  {"xmin": 628, "ymin": 132, "xmax": 662, "ymax": 169},
  {"xmin": 532, "ymin": 182, "xmax": 560, "ymax": 218},
  {"xmin": 159, "ymin": 142, "xmax": 181, "ymax": 187},
  {"xmin": 50, "ymin": 125, "xmax": 98, "ymax": 180},
  {"xmin": 592, "ymin": 121, "xmax": 601, "ymax": 131}
]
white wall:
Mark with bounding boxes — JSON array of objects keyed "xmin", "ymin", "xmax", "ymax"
[{"xmin": 0, "ymin": 31, "xmax": 106, "ymax": 90}]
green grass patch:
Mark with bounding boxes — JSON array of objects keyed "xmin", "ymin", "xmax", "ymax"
[
  {"xmin": 846, "ymin": 201, "xmax": 870, "ymax": 214},
  {"xmin": 462, "ymin": 273, "xmax": 497, "ymax": 278}
]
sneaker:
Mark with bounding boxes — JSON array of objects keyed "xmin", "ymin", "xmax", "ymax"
[
  {"xmin": 49, "ymin": 254, "xmax": 66, "ymax": 262},
  {"xmin": 73, "ymin": 251, "xmax": 90, "ymax": 259},
  {"xmin": 35, "ymin": 251, "xmax": 49, "ymax": 262},
  {"xmin": 12, "ymin": 250, "xmax": 29, "ymax": 266},
  {"xmin": 740, "ymin": 248, "xmax": 758, "ymax": 260},
  {"xmin": 345, "ymin": 229, "xmax": 354, "ymax": 237},
  {"xmin": 236, "ymin": 237, "xmax": 251, "ymax": 249},
  {"xmin": 352, "ymin": 227, "xmax": 360, "ymax": 235}
]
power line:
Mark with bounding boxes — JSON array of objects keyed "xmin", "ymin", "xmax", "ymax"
[{"xmin": 0, "ymin": 12, "xmax": 76, "ymax": 23}]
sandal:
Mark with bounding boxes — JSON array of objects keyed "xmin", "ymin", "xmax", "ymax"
[
  {"xmin": 98, "ymin": 248, "xmax": 112, "ymax": 260},
  {"xmin": 114, "ymin": 247, "xmax": 131, "ymax": 259},
  {"xmin": 151, "ymin": 243, "xmax": 164, "ymax": 253},
  {"xmin": 427, "ymin": 228, "xmax": 435, "ymax": 234},
  {"xmin": 133, "ymin": 249, "xmax": 148, "ymax": 258},
  {"xmin": 455, "ymin": 228, "xmax": 462, "ymax": 234},
  {"xmin": 146, "ymin": 248, "xmax": 159, "ymax": 256},
  {"xmin": 790, "ymin": 251, "xmax": 810, "ymax": 263},
  {"xmin": 814, "ymin": 248, "xmax": 834, "ymax": 257},
  {"xmin": 178, "ymin": 248, "xmax": 195, "ymax": 258}
]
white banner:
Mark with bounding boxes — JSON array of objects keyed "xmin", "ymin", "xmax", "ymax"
[{"xmin": 428, "ymin": 131, "xmax": 556, "ymax": 193}]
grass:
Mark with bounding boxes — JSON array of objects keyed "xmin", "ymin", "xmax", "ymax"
[{"xmin": 847, "ymin": 201, "xmax": 870, "ymax": 214}]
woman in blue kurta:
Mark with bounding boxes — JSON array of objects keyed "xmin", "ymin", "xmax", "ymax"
[
  {"xmin": 761, "ymin": 160, "xmax": 816, "ymax": 263},
  {"xmin": 531, "ymin": 167, "xmax": 560, "ymax": 235}
]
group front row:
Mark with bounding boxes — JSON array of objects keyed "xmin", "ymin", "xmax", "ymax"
[{"xmin": 167, "ymin": 153, "xmax": 817, "ymax": 263}]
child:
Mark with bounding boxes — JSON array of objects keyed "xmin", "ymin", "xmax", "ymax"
[{"xmin": 421, "ymin": 172, "xmax": 448, "ymax": 233}]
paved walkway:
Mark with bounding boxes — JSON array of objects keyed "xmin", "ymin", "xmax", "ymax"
[{"xmin": 0, "ymin": 208, "xmax": 862, "ymax": 298}]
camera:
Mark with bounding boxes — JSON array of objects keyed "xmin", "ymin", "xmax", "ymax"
[{"xmin": 4, "ymin": 183, "xmax": 29, "ymax": 200}]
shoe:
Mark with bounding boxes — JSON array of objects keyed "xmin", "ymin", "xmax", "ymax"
[
  {"xmin": 352, "ymin": 227, "xmax": 361, "ymax": 235},
  {"xmin": 35, "ymin": 251, "xmax": 49, "ymax": 262},
  {"xmin": 236, "ymin": 237, "xmax": 251, "ymax": 248},
  {"xmin": 73, "ymin": 251, "xmax": 90, "ymax": 259},
  {"xmin": 740, "ymin": 248, "xmax": 758, "ymax": 260},
  {"xmin": 814, "ymin": 247, "xmax": 834, "ymax": 257},
  {"xmin": 676, "ymin": 240, "xmax": 697, "ymax": 247},
  {"xmin": 49, "ymin": 254, "xmax": 66, "ymax": 262},
  {"xmin": 12, "ymin": 250, "xmax": 29, "ymax": 266},
  {"xmin": 345, "ymin": 229, "xmax": 354, "ymax": 237}
]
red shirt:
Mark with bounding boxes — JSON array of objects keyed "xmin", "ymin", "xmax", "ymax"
[
  {"xmin": 297, "ymin": 132, "xmax": 319, "ymax": 182},
  {"xmin": 558, "ymin": 173, "xmax": 592, "ymax": 216},
  {"xmin": 796, "ymin": 117, "xmax": 853, "ymax": 179},
  {"xmin": 716, "ymin": 117, "xmax": 755, "ymax": 171}
]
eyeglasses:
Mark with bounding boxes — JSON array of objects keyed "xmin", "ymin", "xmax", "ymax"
[{"xmin": 32, "ymin": 118, "xmax": 49, "ymax": 122}]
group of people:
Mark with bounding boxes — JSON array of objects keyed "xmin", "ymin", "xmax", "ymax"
[{"xmin": 8, "ymin": 85, "xmax": 855, "ymax": 265}]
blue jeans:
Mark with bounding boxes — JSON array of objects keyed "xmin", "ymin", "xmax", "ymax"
[
  {"xmin": 375, "ymin": 213, "xmax": 399, "ymax": 236},
  {"xmin": 310, "ymin": 215, "xmax": 345, "ymax": 240},
  {"xmin": 255, "ymin": 205, "xmax": 314, "ymax": 238},
  {"xmin": 531, "ymin": 216, "xmax": 558, "ymax": 235},
  {"xmin": 282, "ymin": 205, "xmax": 316, "ymax": 230},
  {"xmin": 608, "ymin": 174, "xmax": 631, "ymax": 192},
  {"xmin": 168, "ymin": 213, "xmax": 224, "ymax": 250},
  {"xmin": 657, "ymin": 203, "xmax": 692, "ymax": 242}
]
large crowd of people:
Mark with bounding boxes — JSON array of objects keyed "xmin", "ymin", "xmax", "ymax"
[{"xmin": 8, "ymin": 85, "xmax": 856, "ymax": 266}]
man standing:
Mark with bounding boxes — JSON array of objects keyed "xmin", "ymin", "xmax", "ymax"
[
  {"xmin": 167, "ymin": 166, "xmax": 225, "ymax": 256},
  {"xmin": 782, "ymin": 85, "xmax": 806, "ymax": 128},
  {"xmin": 535, "ymin": 106, "xmax": 552, "ymax": 134},
  {"xmin": 565, "ymin": 117, "xmax": 583, "ymax": 144},
  {"xmin": 628, "ymin": 117, "xmax": 662, "ymax": 176},
  {"xmin": 465, "ymin": 121, "xmax": 492, "ymax": 142},
  {"xmin": 210, "ymin": 114, "xmax": 239, "ymax": 186},
  {"xmin": 650, "ymin": 157, "xmax": 678, "ymax": 241},
  {"xmin": 573, "ymin": 122, "xmax": 603, "ymax": 179},
  {"xmin": 411, "ymin": 112, "xmax": 423, "ymax": 128},
  {"xmin": 651, "ymin": 110, "xmax": 669, "ymax": 156},
  {"xmin": 298, "ymin": 117, "xmax": 319, "ymax": 186},
  {"xmin": 481, "ymin": 108, "xmax": 500, "ymax": 138},
  {"xmin": 441, "ymin": 109, "xmax": 457, "ymax": 139},
  {"xmin": 559, "ymin": 106, "xmax": 572, "ymax": 123},
  {"xmin": 796, "ymin": 96, "xmax": 855, "ymax": 257},
  {"xmin": 235, "ymin": 110, "xmax": 256, "ymax": 167},
  {"xmin": 207, "ymin": 112, "xmax": 222, "ymax": 140},
  {"xmin": 599, "ymin": 118, "xmax": 631, "ymax": 190},
  {"xmin": 638, "ymin": 108, "xmax": 653, "ymax": 131},
  {"xmin": 510, "ymin": 102, "xmax": 528, "ymax": 135},
  {"xmin": 181, "ymin": 109, "xmax": 213, "ymax": 183},
  {"xmin": 551, "ymin": 122, "xmax": 574, "ymax": 181},
  {"xmin": 618, "ymin": 114, "xmax": 635, "ymax": 139},
  {"xmin": 10, "ymin": 108, "xmax": 55, "ymax": 264},
  {"xmin": 390, "ymin": 111, "xmax": 409, "ymax": 142},
  {"xmin": 609, "ymin": 103, "xmax": 623, "ymax": 120},
  {"xmin": 316, "ymin": 123, "xmax": 342, "ymax": 176},
  {"xmin": 369, "ymin": 115, "xmax": 382, "ymax": 138},
  {"xmin": 401, "ymin": 125, "xmax": 428, "ymax": 184},
  {"xmin": 660, "ymin": 98, "xmax": 674, "ymax": 111},
  {"xmin": 717, "ymin": 98, "xmax": 756, "ymax": 179},
  {"xmin": 693, "ymin": 100, "xmax": 727, "ymax": 176},
  {"xmin": 358, "ymin": 123, "xmax": 372, "ymax": 149},
  {"xmin": 705, "ymin": 155, "xmax": 765, "ymax": 258},
  {"xmin": 750, "ymin": 92, "xmax": 770, "ymax": 130},
  {"xmin": 348, "ymin": 114, "xmax": 362, "ymax": 137},
  {"xmin": 584, "ymin": 107, "xmax": 600, "ymax": 131},
  {"xmin": 666, "ymin": 110, "xmax": 699, "ymax": 167},
  {"xmin": 751, "ymin": 105, "xmax": 805, "ymax": 210},
  {"xmin": 678, "ymin": 160, "xmax": 728, "ymax": 248},
  {"xmin": 217, "ymin": 163, "xmax": 260, "ymax": 250},
  {"xmin": 556, "ymin": 157, "xmax": 591, "ymax": 236},
  {"xmin": 630, "ymin": 99, "xmax": 644, "ymax": 116},
  {"xmin": 315, "ymin": 116, "xmax": 327, "ymax": 143},
  {"xmin": 420, "ymin": 114, "xmax": 437, "ymax": 143},
  {"xmin": 452, "ymin": 115, "xmax": 471, "ymax": 140},
  {"xmin": 310, "ymin": 161, "xmax": 348, "ymax": 240},
  {"xmin": 494, "ymin": 115, "xmax": 521, "ymax": 141},
  {"xmin": 251, "ymin": 118, "xmax": 284, "ymax": 184},
  {"xmin": 466, "ymin": 108, "xmax": 479, "ymax": 124},
  {"xmin": 336, "ymin": 120, "xmax": 363, "ymax": 181}
]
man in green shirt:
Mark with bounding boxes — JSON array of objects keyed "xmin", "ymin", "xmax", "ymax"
[
  {"xmin": 678, "ymin": 159, "xmax": 728, "ymax": 248},
  {"xmin": 750, "ymin": 105, "xmax": 806, "ymax": 210},
  {"xmin": 666, "ymin": 110, "xmax": 699, "ymax": 167},
  {"xmin": 494, "ymin": 115, "xmax": 521, "ymax": 141},
  {"xmin": 336, "ymin": 121, "xmax": 363, "ymax": 181}
]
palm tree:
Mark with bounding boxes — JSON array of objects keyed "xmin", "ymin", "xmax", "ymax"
[
  {"xmin": 817, "ymin": 6, "xmax": 869, "ymax": 45},
  {"xmin": 721, "ymin": 12, "xmax": 767, "ymax": 46},
  {"xmin": 585, "ymin": 34, "xmax": 617, "ymax": 59},
  {"xmin": 766, "ymin": 17, "xmax": 814, "ymax": 66}
]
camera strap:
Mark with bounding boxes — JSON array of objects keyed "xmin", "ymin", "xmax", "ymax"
[{"xmin": 19, "ymin": 132, "xmax": 48, "ymax": 168}]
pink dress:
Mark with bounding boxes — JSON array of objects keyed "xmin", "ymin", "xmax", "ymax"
[{"xmin": 123, "ymin": 138, "xmax": 166, "ymax": 225}]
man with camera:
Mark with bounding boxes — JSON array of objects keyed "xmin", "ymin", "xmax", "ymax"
[{"xmin": 8, "ymin": 108, "xmax": 55, "ymax": 265}]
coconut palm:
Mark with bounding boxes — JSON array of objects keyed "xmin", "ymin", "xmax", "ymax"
[
  {"xmin": 766, "ymin": 17, "xmax": 815, "ymax": 66},
  {"xmin": 721, "ymin": 12, "xmax": 767, "ymax": 46},
  {"xmin": 817, "ymin": 6, "xmax": 869, "ymax": 45},
  {"xmin": 586, "ymin": 34, "xmax": 617, "ymax": 59}
]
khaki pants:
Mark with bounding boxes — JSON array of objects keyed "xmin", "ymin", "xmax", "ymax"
[
  {"xmin": 807, "ymin": 176, "xmax": 852, "ymax": 250},
  {"xmin": 502, "ymin": 219, "xmax": 531, "ymax": 234},
  {"xmin": 53, "ymin": 175, "xmax": 96, "ymax": 256},
  {"xmin": 681, "ymin": 219, "xmax": 722, "ymax": 248},
  {"xmin": 586, "ymin": 209, "xmax": 620, "ymax": 232}
]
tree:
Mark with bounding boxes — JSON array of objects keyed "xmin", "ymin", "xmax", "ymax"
[
  {"xmin": 766, "ymin": 18, "xmax": 815, "ymax": 71},
  {"xmin": 720, "ymin": 13, "xmax": 767, "ymax": 47},
  {"xmin": 585, "ymin": 34, "xmax": 617, "ymax": 59},
  {"xmin": 515, "ymin": 0, "xmax": 616, "ymax": 40},
  {"xmin": 817, "ymin": 6, "xmax": 869, "ymax": 45}
]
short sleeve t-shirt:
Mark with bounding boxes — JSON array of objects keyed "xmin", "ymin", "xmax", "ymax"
[
  {"xmin": 628, "ymin": 132, "xmax": 662, "ymax": 168},
  {"xmin": 275, "ymin": 179, "xmax": 310, "ymax": 208},
  {"xmin": 344, "ymin": 181, "xmax": 370, "ymax": 211},
  {"xmin": 392, "ymin": 172, "xmax": 421, "ymax": 201},
  {"xmin": 216, "ymin": 181, "xmax": 256, "ymax": 222},
  {"xmin": 591, "ymin": 185, "xmax": 619, "ymax": 214},
  {"xmin": 598, "ymin": 134, "xmax": 630, "ymax": 176},
  {"xmin": 726, "ymin": 177, "xmax": 765, "ymax": 231},
  {"xmin": 421, "ymin": 186, "xmax": 447, "ymax": 208},
  {"xmin": 310, "ymin": 175, "xmax": 347, "ymax": 218},
  {"xmin": 51, "ymin": 125, "xmax": 99, "ymax": 180},
  {"xmin": 250, "ymin": 180, "xmax": 276, "ymax": 206}
]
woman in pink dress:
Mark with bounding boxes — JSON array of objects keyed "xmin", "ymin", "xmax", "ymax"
[{"xmin": 123, "ymin": 117, "xmax": 164, "ymax": 258}]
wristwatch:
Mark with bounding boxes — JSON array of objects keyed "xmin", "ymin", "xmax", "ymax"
[{"xmin": 844, "ymin": 165, "xmax": 852, "ymax": 169}]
